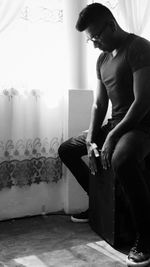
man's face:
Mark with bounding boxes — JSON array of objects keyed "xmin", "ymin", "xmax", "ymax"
[{"xmin": 86, "ymin": 20, "xmax": 115, "ymax": 52}]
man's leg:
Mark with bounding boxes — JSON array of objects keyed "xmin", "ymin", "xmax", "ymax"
[
  {"xmin": 111, "ymin": 129, "xmax": 150, "ymax": 266},
  {"xmin": 58, "ymin": 133, "xmax": 89, "ymax": 194},
  {"xmin": 58, "ymin": 133, "xmax": 90, "ymax": 222}
]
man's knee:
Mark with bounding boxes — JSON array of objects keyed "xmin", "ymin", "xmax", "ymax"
[
  {"xmin": 58, "ymin": 140, "xmax": 70, "ymax": 160},
  {"xmin": 111, "ymin": 150, "xmax": 135, "ymax": 175},
  {"xmin": 58, "ymin": 143, "xmax": 64, "ymax": 159},
  {"xmin": 111, "ymin": 133, "xmax": 141, "ymax": 175},
  {"xmin": 58, "ymin": 137, "xmax": 80, "ymax": 160}
]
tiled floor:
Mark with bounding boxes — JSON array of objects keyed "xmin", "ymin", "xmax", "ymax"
[{"xmin": 0, "ymin": 214, "xmax": 128, "ymax": 266}]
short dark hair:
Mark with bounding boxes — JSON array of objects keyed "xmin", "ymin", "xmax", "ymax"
[{"xmin": 76, "ymin": 3, "xmax": 114, "ymax": 32}]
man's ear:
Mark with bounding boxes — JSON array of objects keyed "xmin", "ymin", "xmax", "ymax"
[{"xmin": 109, "ymin": 20, "xmax": 117, "ymax": 32}]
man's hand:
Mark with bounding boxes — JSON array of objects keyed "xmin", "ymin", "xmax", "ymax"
[
  {"xmin": 86, "ymin": 142, "xmax": 100, "ymax": 175},
  {"xmin": 101, "ymin": 134, "xmax": 116, "ymax": 170}
]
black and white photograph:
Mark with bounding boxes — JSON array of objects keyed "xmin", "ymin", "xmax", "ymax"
[{"xmin": 0, "ymin": 0, "xmax": 150, "ymax": 266}]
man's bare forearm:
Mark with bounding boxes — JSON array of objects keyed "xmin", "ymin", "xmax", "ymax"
[{"xmin": 86, "ymin": 103, "xmax": 108, "ymax": 144}]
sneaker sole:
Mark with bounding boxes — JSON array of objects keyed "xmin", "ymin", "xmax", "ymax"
[
  {"xmin": 126, "ymin": 256, "xmax": 150, "ymax": 267},
  {"xmin": 71, "ymin": 216, "xmax": 89, "ymax": 223}
]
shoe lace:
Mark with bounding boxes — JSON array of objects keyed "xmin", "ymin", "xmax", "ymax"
[{"xmin": 131, "ymin": 235, "xmax": 150, "ymax": 254}]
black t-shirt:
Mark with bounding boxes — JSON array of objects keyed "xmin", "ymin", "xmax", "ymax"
[{"xmin": 96, "ymin": 33, "xmax": 150, "ymax": 125}]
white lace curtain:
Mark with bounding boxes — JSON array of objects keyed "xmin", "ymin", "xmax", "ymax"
[{"xmin": 0, "ymin": 0, "xmax": 64, "ymax": 190}]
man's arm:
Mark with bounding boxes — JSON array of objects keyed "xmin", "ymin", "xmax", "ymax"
[
  {"xmin": 86, "ymin": 78, "xmax": 108, "ymax": 145},
  {"xmin": 86, "ymin": 78, "xmax": 108, "ymax": 174},
  {"xmin": 101, "ymin": 66, "xmax": 150, "ymax": 169},
  {"xmin": 109, "ymin": 66, "xmax": 150, "ymax": 140}
]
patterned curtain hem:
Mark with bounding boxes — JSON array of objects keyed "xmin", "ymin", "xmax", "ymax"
[{"xmin": 0, "ymin": 156, "xmax": 62, "ymax": 191}]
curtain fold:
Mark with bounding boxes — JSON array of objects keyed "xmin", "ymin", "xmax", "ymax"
[
  {"xmin": 118, "ymin": 0, "xmax": 150, "ymax": 36},
  {"xmin": 0, "ymin": 0, "xmax": 25, "ymax": 32}
]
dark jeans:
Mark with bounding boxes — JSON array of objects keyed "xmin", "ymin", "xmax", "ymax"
[{"xmin": 58, "ymin": 120, "xmax": 150, "ymax": 238}]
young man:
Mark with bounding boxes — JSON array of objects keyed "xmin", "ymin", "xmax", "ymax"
[{"xmin": 58, "ymin": 3, "xmax": 150, "ymax": 266}]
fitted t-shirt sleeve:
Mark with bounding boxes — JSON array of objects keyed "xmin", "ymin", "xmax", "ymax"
[
  {"xmin": 96, "ymin": 52, "xmax": 106, "ymax": 80},
  {"xmin": 127, "ymin": 37, "xmax": 150, "ymax": 72}
]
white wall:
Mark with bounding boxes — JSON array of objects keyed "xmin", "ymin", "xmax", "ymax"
[{"xmin": 63, "ymin": 89, "xmax": 93, "ymax": 214}]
